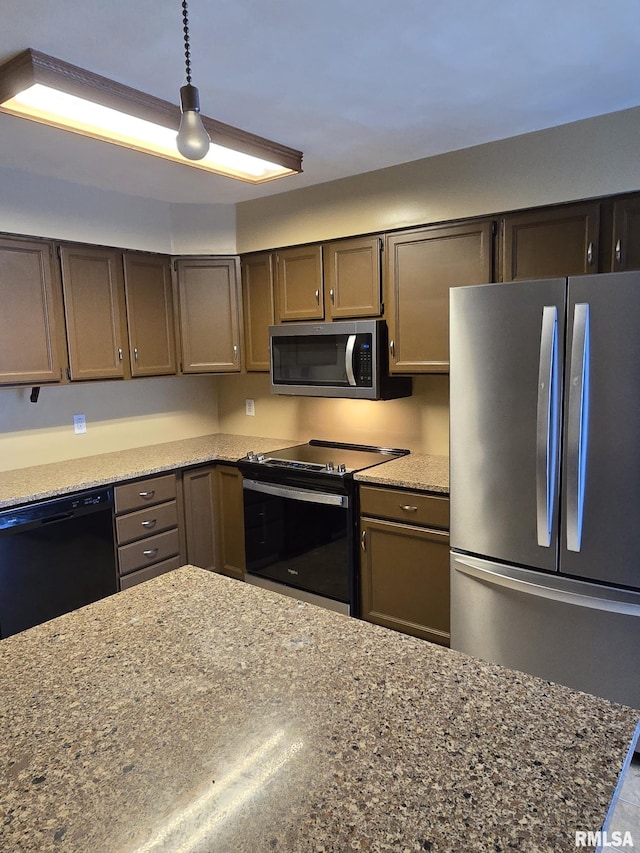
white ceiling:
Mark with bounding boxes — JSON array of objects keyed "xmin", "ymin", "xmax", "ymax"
[{"xmin": 2, "ymin": 0, "xmax": 640, "ymax": 206}]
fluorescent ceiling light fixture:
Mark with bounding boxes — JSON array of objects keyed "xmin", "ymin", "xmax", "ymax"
[{"xmin": 0, "ymin": 49, "xmax": 303, "ymax": 183}]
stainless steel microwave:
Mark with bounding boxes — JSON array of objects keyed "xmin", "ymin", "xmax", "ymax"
[{"xmin": 269, "ymin": 319, "xmax": 412, "ymax": 400}]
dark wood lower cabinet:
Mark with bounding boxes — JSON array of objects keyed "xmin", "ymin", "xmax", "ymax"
[
  {"xmin": 215, "ymin": 465, "xmax": 246, "ymax": 581},
  {"xmin": 359, "ymin": 486, "xmax": 450, "ymax": 646},
  {"xmin": 181, "ymin": 464, "xmax": 246, "ymax": 581}
]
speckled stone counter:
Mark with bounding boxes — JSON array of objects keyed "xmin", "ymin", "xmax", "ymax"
[
  {"xmin": 356, "ymin": 452, "xmax": 449, "ymax": 493},
  {"xmin": 0, "ymin": 433, "xmax": 292, "ymax": 509},
  {"xmin": 1, "ymin": 567, "xmax": 637, "ymax": 852}
]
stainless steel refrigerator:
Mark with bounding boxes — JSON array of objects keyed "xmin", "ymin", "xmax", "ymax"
[{"xmin": 449, "ymin": 271, "xmax": 640, "ymax": 708}]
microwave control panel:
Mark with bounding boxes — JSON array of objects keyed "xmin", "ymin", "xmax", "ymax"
[{"xmin": 354, "ymin": 336, "xmax": 373, "ymax": 385}]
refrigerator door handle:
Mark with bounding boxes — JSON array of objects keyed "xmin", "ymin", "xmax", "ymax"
[
  {"xmin": 566, "ymin": 303, "xmax": 590, "ymax": 552},
  {"xmin": 536, "ymin": 306, "xmax": 559, "ymax": 547},
  {"xmin": 452, "ymin": 554, "xmax": 640, "ymax": 617}
]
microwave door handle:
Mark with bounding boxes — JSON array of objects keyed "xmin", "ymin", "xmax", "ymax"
[{"xmin": 345, "ymin": 335, "xmax": 357, "ymax": 386}]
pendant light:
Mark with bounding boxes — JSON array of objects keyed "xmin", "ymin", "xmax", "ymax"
[{"xmin": 176, "ymin": 0, "xmax": 210, "ymax": 161}]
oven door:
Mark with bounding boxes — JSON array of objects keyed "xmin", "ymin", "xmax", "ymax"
[{"xmin": 242, "ymin": 478, "xmax": 351, "ymax": 606}]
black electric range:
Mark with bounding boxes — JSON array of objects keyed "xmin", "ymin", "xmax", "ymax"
[{"xmin": 238, "ymin": 440, "xmax": 409, "ymax": 615}]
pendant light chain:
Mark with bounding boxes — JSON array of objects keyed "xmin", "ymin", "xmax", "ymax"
[{"xmin": 182, "ymin": 0, "xmax": 192, "ymax": 85}]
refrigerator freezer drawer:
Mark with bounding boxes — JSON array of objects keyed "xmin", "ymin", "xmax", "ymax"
[{"xmin": 451, "ymin": 552, "xmax": 640, "ymax": 708}]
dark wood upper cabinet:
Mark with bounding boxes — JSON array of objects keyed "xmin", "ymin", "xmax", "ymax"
[
  {"xmin": 123, "ymin": 253, "xmax": 176, "ymax": 377},
  {"xmin": 241, "ymin": 251, "xmax": 275, "ymax": 372},
  {"xmin": 175, "ymin": 256, "xmax": 242, "ymax": 373},
  {"xmin": 501, "ymin": 202, "xmax": 600, "ymax": 281},
  {"xmin": 323, "ymin": 236, "xmax": 382, "ymax": 319},
  {"xmin": 275, "ymin": 244, "xmax": 323, "ymax": 321},
  {"xmin": 0, "ymin": 236, "xmax": 65, "ymax": 386},
  {"xmin": 611, "ymin": 197, "xmax": 640, "ymax": 272},
  {"xmin": 385, "ymin": 219, "xmax": 494, "ymax": 373},
  {"xmin": 59, "ymin": 244, "xmax": 129, "ymax": 381}
]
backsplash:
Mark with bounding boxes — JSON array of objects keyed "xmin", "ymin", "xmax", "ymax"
[{"xmin": 216, "ymin": 373, "xmax": 449, "ymax": 456}]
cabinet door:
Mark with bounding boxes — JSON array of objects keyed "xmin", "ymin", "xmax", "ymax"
[
  {"xmin": 182, "ymin": 465, "xmax": 217, "ymax": 571},
  {"xmin": 324, "ymin": 236, "xmax": 382, "ymax": 319},
  {"xmin": 385, "ymin": 220, "xmax": 493, "ymax": 373},
  {"xmin": 59, "ymin": 244, "xmax": 128, "ymax": 380},
  {"xmin": 175, "ymin": 257, "xmax": 242, "ymax": 373},
  {"xmin": 611, "ymin": 196, "xmax": 640, "ymax": 272},
  {"xmin": 501, "ymin": 202, "xmax": 600, "ymax": 281},
  {"xmin": 215, "ymin": 465, "xmax": 246, "ymax": 581},
  {"xmin": 241, "ymin": 252, "xmax": 275, "ymax": 371},
  {"xmin": 123, "ymin": 253, "xmax": 176, "ymax": 377},
  {"xmin": 360, "ymin": 516, "xmax": 450, "ymax": 646},
  {"xmin": 0, "ymin": 237, "xmax": 64, "ymax": 385},
  {"xmin": 275, "ymin": 245, "xmax": 323, "ymax": 321}
]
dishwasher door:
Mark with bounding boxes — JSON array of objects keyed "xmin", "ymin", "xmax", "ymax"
[{"xmin": 0, "ymin": 488, "xmax": 118, "ymax": 638}]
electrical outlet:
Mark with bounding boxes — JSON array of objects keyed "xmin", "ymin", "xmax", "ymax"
[
  {"xmin": 245, "ymin": 398, "xmax": 255, "ymax": 417},
  {"xmin": 73, "ymin": 413, "xmax": 87, "ymax": 434}
]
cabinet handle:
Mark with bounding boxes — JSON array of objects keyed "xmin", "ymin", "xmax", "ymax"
[
  {"xmin": 390, "ymin": 340, "xmax": 395, "ymax": 359},
  {"xmin": 586, "ymin": 241, "xmax": 594, "ymax": 266},
  {"xmin": 233, "ymin": 344, "xmax": 238, "ymax": 361},
  {"xmin": 118, "ymin": 348, "xmax": 123, "ymax": 361},
  {"xmin": 134, "ymin": 347, "xmax": 139, "ymax": 362},
  {"xmin": 143, "ymin": 548, "xmax": 158, "ymax": 558},
  {"xmin": 315, "ymin": 289, "xmax": 320, "ymax": 305},
  {"xmin": 400, "ymin": 504, "xmax": 418, "ymax": 512},
  {"xmin": 615, "ymin": 239, "xmax": 623, "ymax": 264},
  {"xmin": 361, "ymin": 530, "xmax": 367, "ymax": 551},
  {"xmin": 141, "ymin": 519, "xmax": 157, "ymax": 529},
  {"xmin": 139, "ymin": 490, "xmax": 155, "ymax": 499},
  {"xmin": 330, "ymin": 288, "xmax": 335, "ymax": 304}
]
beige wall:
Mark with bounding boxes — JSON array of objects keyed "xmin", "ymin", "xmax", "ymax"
[
  {"xmin": 236, "ymin": 106, "xmax": 640, "ymax": 251},
  {"xmin": 216, "ymin": 373, "xmax": 449, "ymax": 456},
  {"xmin": 0, "ymin": 376, "xmax": 220, "ymax": 472}
]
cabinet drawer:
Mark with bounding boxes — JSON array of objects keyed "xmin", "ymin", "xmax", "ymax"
[
  {"xmin": 119, "ymin": 555, "xmax": 182, "ymax": 590},
  {"xmin": 115, "ymin": 500, "xmax": 178, "ymax": 545},
  {"xmin": 359, "ymin": 485, "xmax": 449, "ymax": 529},
  {"xmin": 115, "ymin": 474, "xmax": 176, "ymax": 514},
  {"xmin": 118, "ymin": 528, "xmax": 180, "ymax": 576}
]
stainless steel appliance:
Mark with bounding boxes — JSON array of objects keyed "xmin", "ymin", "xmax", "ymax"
[
  {"xmin": 0, "ymin": 488, "xmax": 118, "ymax": 638},
  {"xmin": 449, "ymin": 271, "xmax": 640, "ymax": 707},
  {"xmin": 238, "ymin": 440, "xmax": 408, "ymax": 614},
  {"xmin": 269, "ymin": 319, "xmax": 412, "ymax": 400}
]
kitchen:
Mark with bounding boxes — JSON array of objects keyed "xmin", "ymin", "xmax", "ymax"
[{"xmin": 2, "ymin": 2, "xmax": 640, "ymax": 850}]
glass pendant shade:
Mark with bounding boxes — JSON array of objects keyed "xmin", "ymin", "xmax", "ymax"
[{"xmin": 177, "ymin": 84, "xmax": 210, "ymax": 160}]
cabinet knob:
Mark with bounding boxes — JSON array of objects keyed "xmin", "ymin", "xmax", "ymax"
[
  {"xmin": 586, "ymin": 241, "xmax": 594, "ymax": 266},
  {"xmin": 134, "ymin": 347, "xmax": 139, "ymax": 362},
  {"xmin": 139, "ymin": 490, "xmax": 155, "ymax": 499},
  {"xmin": 143, "ymin": 548, "xmax": 159, "ymax": 559},
  {"xmin": 141, "ymin": 519, "xmax": 157, "ymax": 529},
  {"xmin": 360, "ymin": 530, "xmax": 367, "ymax": 551},
  {"xmin": 315, "ymin": 289, "xmax": 320, "ymax": 305},
  {"xmin": 118, "ymin": 348, "xmax": 123, "ymax": 361},
  {"xmin": 615, "ymin": 239, "xmax": 623, "ymax": 265},
  {"xmin": 329, "ymin": 288, "xmax": 335, "ymax": 304},
  {"xmin": 233, "ymin": 344, "xmax": 238, "ymax": 361},
  {"xmin": 390, "ymin": 340, "xmax": 396, "ymax": 359},
  {"xmin": 400, "ymin": 504, "xmax": 418, "ymax": 512}
]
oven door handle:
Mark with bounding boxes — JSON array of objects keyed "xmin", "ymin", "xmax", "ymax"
[{"xmin": 243, "ymin": 478, "xmax": 349, "ymax": 508}]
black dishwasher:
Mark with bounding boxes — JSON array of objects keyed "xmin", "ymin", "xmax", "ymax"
[{"xmin": 0, "ymin": 488, "xmax": 118, "ymax": 638}]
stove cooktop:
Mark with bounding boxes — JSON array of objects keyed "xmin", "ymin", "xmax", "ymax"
[{"xmin": 240, "ymin": 440, "xmax": 408, "ymax": 476}]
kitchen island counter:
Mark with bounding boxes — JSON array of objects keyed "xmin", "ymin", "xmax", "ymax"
[{"xmin": 1, "ymin": 566, "xmax": 637, "ymax": 852}]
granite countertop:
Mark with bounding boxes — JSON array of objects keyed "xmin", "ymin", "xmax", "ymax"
[
  {"xmin": 1, "ymin": 566, "xmax": 637, "ymax": 853},
  {"xmin": 356, "ymin": 452, "xmax": 449, "ymax": 494},
  {"xmin": 0, "ymin": 436, "xmax": 449, "ymax": 509},
  {"xmin": 0, "ymin": 433, "xmax": 293, "ymax": 509}
]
